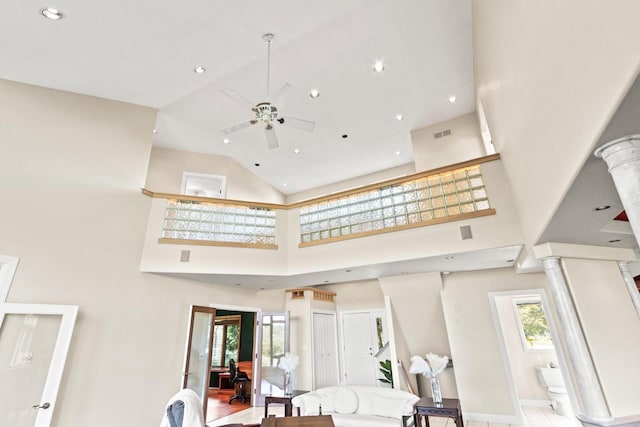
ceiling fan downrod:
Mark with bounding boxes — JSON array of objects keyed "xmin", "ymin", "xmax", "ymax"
[{"xmin": 263, "ymin": 33, "xmax": 275, "ymax": 100}]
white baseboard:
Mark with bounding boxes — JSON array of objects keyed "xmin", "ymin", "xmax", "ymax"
[
  {"xmin": 463, "ymin": 411, "xmax": 523, "ymax": 425},
  {"xmin": 520, "ymin": 399, "xmax": 552, "ymax": 407}
]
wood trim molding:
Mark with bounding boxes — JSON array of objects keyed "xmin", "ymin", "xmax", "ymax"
[
  {"xmin": 288, "ymin": 153, "xmax": 501, "ymax": 208},
  {"xmin": 298, "ymin": 208, "xmax": 496, "ymax": 248},
  {"xmin": 158, "ymin": 238, "xmax": 278, "ymax": 250},
  {"xmin": 286, "ymin": 287, "xmax": 337, "ymax": 302},
  {"xmin": 142, "ymin": 153, "xmax": 501, "ymax": 211}
]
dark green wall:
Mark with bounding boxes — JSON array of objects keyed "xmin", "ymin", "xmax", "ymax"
[{"xmin": 216, "ymin": 309, "xmax": 255, "ymax": 361}]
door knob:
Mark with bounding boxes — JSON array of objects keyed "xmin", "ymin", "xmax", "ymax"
[{"xmin": 33, "ymin": 402, "xmax": 50, "ymax": 410}]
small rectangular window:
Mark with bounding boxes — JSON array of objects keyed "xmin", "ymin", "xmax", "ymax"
[
  {"xmin": 181, "ymin": 172, "xmax": 226, "ymax": 198},
  {"xmin": 513, "ymin": 298, "xmax": 554, "ymax": 351}
]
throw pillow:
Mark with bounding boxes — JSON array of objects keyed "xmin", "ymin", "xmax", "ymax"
[
  {"xmin": 371, "ymin": 394, "xmax": 410, "ymax": 419},
  {"xmin": 333, "ymin": 389, "xmax": 359, "ymax": 414}
]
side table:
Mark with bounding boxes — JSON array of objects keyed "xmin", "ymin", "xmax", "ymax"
[
  {"xmin": 264, "ymin": 390, "xmax": 308, "ymax": 417},
  {"xmin": 414, "ymin": 397, "xmax": 464, "ymax": 427}
]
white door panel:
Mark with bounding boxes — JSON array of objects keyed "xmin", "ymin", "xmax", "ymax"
[
  {"xmin": 0, "ymin": 303, "xmax": 77, "ymax": 427},
  {"xmin": 342, "ymin": 312, "xmax": 377, "ymax": 385},
  {"xmin": 312, "ymin": 312, "xmax": 338, "ymax": 389}
]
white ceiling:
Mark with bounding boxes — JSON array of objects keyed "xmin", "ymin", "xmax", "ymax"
[
  {"xmin": 5, "ymin": 0, "xmax": 636, "ymax": 286},
  {"xmin": 0, "ymin": 0, "xmax": 474, "ymax": 195}
]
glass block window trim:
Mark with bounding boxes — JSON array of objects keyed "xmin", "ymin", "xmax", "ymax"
[
  {"xmin": 161, "ymin": 199, "xmax": 277, "ymax": 247},
  {"xmin": 299, "ymin": 165, "xmax": 492, "ymax": 245}
]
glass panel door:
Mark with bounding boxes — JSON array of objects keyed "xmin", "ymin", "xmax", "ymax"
[
  {"xmin": 0, "ymin": 303, "xmax": 78, "ymax": 427},
  {"xmin": 182, "ymin": 306, "xmax": 216, "ymax": 417},
  {"xmin": 254, "ymin": 311, "xmax": 289, "ymax": 406}
]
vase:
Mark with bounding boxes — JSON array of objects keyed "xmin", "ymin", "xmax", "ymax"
[
  {"xmin": 284, "ymin": 371, "xmax": 293, "ymax": 396},
  {"xmin": 430, "ymin": 376, "xmax": 442, "ymax": 405}
]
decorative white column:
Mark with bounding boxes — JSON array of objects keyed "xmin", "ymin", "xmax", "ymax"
[
  {"xmin": 594, "ymin": 135, "xmax": 640, "ymax": 245},
  {"xmin": 618, "ymin": 261, "xmax": 640, "ymax": 319},
  {"xmin": 541, "ymin": 257, "xmax": 612, "ymax": 423}
]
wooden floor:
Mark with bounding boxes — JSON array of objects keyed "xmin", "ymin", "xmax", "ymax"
[{"xmin": 206, "ymin": 387, "xmax": 251, "ymax": 424}]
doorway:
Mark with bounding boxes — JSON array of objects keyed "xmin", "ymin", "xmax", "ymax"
[
  {"xmin": 341, "ymin": 310, "xmax": 386, "ymax": 386},
  {"xmin": 489, "ymin": 289, "xmax": 577, "ymax": 422}
]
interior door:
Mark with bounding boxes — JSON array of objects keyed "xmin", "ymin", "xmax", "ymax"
[
  {"xmin": 0, "ymin": 303, "xmax": 78, "ymax": 427},
  {"xmin": 254, "ymin": 311, "xmax": 289, "ymax": 406},
  {"xmin": 183, "ymin": 305, "xmax": 216, "ymax": 417},
  {"xmin": 312, "ymin": 312, "xmax": 338, "ymax": 389},
  {"xmin": 342, "ymin": 312, "xmax": 378, "ymax": 385}
]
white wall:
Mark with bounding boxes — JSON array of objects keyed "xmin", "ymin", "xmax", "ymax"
[
  {"xmin": 441, "ymin": 268, "xmax": 548, "ymax": 422},
  {"xmin": 494, "ymin": 295, "xmax": 557, "ymax": 401},
  {"xmin": 145, "ymin": 147, "xmax": 285, "ymax": 204},
  {"xmin": 411, "ymin": 112, "xmax": 486, "ymax": 173},
  {"xmin": 473, "ymin": 0, "xmax": 640, "ymax": 246},
  {"xmin": 0, "ymin": 78, "xmax": 262, "ymax": 427}
]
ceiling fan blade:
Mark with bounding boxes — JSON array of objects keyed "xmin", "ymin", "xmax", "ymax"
[
  {"xmin": 271, "ymin": 83, "xmax": 292, "ymax": 106},
  {"xmin": 265, "ymin": 125, "xmax": 279, "ymax": 149},
  {"xmin": 221, "ymin": 89, "xmax": 256, "ymax": 109},
  {"xmin": 279, "ymin": 116, "xmax": 316, "ymax": 132},
  {"xmin": 222, "ymin": 120, "xmax": 257, "ymax": 135}
]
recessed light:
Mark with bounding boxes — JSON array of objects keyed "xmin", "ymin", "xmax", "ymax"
[
  {"xmin": 293, "ymin": 148, "xmax": 300, "ymax": 154},
  {"xmin": 395, "ymin": 151, "xmax": 401, "ymax": 156},
  {"xmin": 223, "ymin": 138, "xmax": 230, "ymax": 144},
  {"xmin": 442, "ymin": 271, "xmax": 451, "ymax": 275},
  {"xmin": 448, "ymin": 95, "xmax": 457, "ymax": 103},
  {"xmin": 445, "ymin": 256, "xmax": 454, "ymax": 260},
  {"xmin": 594, "ymin": 205, "xmax": 611, "ymax": 211},
  {"xmin": 395, "ymin": 114, "xmax": 403, "ymax": 121},
  {"xmin": 153, "ymin": 129, "xmax": 158, "ymax": 135},
  {"xmin": 324, "ymin": 280, "xmax": 330, "ymax": 283},
  {"xmin": 254, "ymin": 163, "xmax": 260, "ymax": 167},
  {"xmin": 506, "ymin": 259, "xmax": 514, "ymax": 263},
  {"xmin": 260, "ymin": 287, "xmax": 266, "ymax": 290},
  {"xmin": 283, "ymin": 183, "xmax": 287, "ymax": 187},
  {"xmin": 194, "ymin": 66, "xmax": 206, "ymax": 74},
  {"xmin": 40, "ymin": 7, "xmax": 64, "ymax": 20},
  {"xmin": 345, "ymin": 269, "xmax": 352, "ymax": 273},
  {"xmin": 235, "ymin": 283, "xmax": 241, "ymax": 286},
  {"xmin": 608, "ymin": 239, "xmax": 621, "ymax": 243},
  {"xmin": 309, "ymin": 89, "xmax": 320, "ymax": 98},
  {"xmin": 341, "ymin": 134, "xmax": 348, "ymax": 139},
  {"xmin": 373, "ymin": 60, "xmax": 385, "ymax": 73}
]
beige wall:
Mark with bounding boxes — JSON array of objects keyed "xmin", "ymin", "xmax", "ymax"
[
  {"xmin": 145, "ymin": 147, "xmax": 285, "ymax": 204},
  {"xmin": 473, "ymin": 0, "xmax": 640, "ymax": 246},
  {"xmin": 379, "ymin": 273, "xmax": 457, "ymax": 398},
  {"xmin": 562, "ymin": 258, "xmax": 640, "ymax": 417},
  {"xmin": 286, "ymin": 164, "xmax": 415, "ymax": 204},
  {"xmin": 0, "ymin": 79, "xmax": 262, "ymax": 427},
  {"xmin": 140, "ymin": 158, "xmax": 525, "ymax": 279},
  {"xmin": 411, "ymin": 113, "xmax": 486, "ymax": 173},
  {"xmin": 441, "ymin": 268, "xmax": 548, "ymax": 421}
]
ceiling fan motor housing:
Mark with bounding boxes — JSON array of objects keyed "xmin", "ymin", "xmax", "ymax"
[{"xmin": 254, "ymin": 102, "xmax": 278, "ymax": 123}]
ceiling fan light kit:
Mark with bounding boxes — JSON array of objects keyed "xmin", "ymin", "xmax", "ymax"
[{"xmin": 220, "ymin": 33, "xmax": 316, "ymax": 149}]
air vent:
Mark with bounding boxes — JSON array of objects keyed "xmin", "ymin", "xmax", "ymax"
[
  {"xmin": 460, "ymin": 225, "xmax": 473, "ymax": 240},
  {"xmin": 434, "ymin": 129, "xmax": 453, "ymax": 139}
]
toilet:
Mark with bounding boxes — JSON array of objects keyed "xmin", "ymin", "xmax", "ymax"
[{"xmin": 536, "ymin": 367, "xmax": 571, "ymax": 416}]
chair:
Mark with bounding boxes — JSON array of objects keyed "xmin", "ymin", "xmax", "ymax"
[
  {"xmin": 160, "ymin": 388, "xmax": 205, "ymax": 427},
  {"xmin": 228, "ymin": 359, "xmax": 250, "ymax": 404}
]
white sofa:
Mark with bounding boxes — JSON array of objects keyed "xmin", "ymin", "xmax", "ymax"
[{"xmin": 291, "ymin": 385, "xmax": 419, "ymax": 427}]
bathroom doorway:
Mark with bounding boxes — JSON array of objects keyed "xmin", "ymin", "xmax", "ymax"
[{"xmin": 489, "ymin": 289, "xmax": 578, "ymax": 422}]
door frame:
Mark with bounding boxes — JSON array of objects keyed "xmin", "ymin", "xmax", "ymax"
[
  {"xmin": 0, "ymin": 255, "xmax": 19, "ymax": 303},
  {"xmin": 311, "ymin": 309, "xmax": 340, "ymax": 389},
  {"xmin": 0, "ymin": 303, "xmax": 78, "ymax": 427},
  {"xmin": 182, "ymin": 305, "xmax": 216, "ymax": 417}
]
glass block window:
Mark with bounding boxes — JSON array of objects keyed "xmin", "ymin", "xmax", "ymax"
[
  {"xmin": 161, "ymin": 199, "xmax": 276, "ymax": 246},
  {"xmin": 299, "ymin": 165, "xmax": 491, "ymax": 244}
]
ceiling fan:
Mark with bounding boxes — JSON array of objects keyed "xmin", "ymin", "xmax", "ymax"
[{"xmin": 221, "ymin": 33, "xmax": 316, "ymax": 149}]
